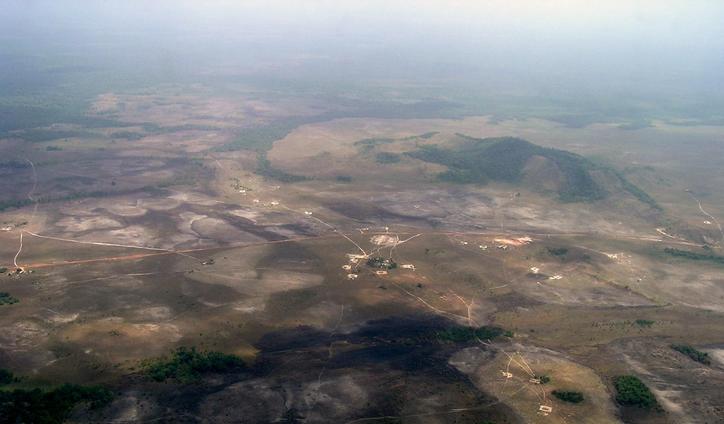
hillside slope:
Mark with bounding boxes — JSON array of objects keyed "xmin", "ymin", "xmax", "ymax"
[{"xmin": 408, "ymin": 135, "xmax": 660, "ymax": 208}]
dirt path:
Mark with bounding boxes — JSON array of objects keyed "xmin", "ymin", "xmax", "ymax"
[
  {"xmin": 7, "ymin": 233, "xmax": 339, "ymax": 269},
  {"xmin": 23, "ymin": 230, "xmax": 202, "ymax": 262},
  {"xmin": 688, "ymin": 191, "xmax": 724, "ymax": 244},
  {"xmin": 13, "ymin": 159, "xmax": 38, "ymax": 268},
  {"xmin": 5, "ymin": 226, "xmax": 704, "ymax": 270},
  {"xmin": 278, "ymin": 202, "xmax": 369, "ymax": 256}
]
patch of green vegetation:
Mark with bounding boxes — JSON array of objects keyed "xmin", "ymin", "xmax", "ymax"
[
  {"xmin": 437, "ymin": 167, "xmax": 477, "ymax": 184},
  {"xmin": 0, "ymin": 58, "xmax": 152, "ymax": 136},
  {"xmin": 45, "ymin": 145, "xmax": 63, "ymax": 151},
  {"xmin": 335, "ymin": 175, "xmax": 352, "ymax": 183},
  {"xmin": 0, "ymin": 185, "xmax": 168, "ymax": 212},
  {"xmin": 0, "ymin": 384, "xmax": 112, "ymax": 424},
  {"xmin": 406, "ymin": 136, "xmax": 608, "ymax": 202},
  {"xmin": 5, "ymin": 158, "xmax": 204, "ymax": 211},
  {"xmin": 109, "ymin": 131, "xmax": 144, "ymax": 140},
  {"xmin": 634, "ymin": 319, "xmax": 655, "ymax": 328},
  {"xmin": 664, "ymin": 248, "xmax": 724, "ymax": 266},
  {"xmin": 0, "ymin": 292, "xmax": 19, "ymax": 305},
  {"xmin": 354, "ymin": 137, "xmax": 394, "ymax": 147},
  {"xmin": 366, "ymin": 257, "xmax": 397, "ymax": 270},
  {"xmin": 149, "ymin": 123, "xmax": 220, "ymax": 133},
  {"xmin": 212, "ymin": 100, "xmax": 456, "ymax": 154},
  {"xmin": 0, "ymin": 267, "xmax": 7, "ymax": 274},
  {"xmin": 214, "ymin": 115, "xmax": 331, "ymax": 153},
  {"xmin": 537, "ymin": 375, "xmax": 551, "ymax": 384},
  {"xmin": 0, "ymin": 369, "xmax": 16, "ymax": 385},
  {"xmin": 547, "ymin": 247, "xmax": 569, "ymax": 257},
  {"xmin": 436, "ymin": 326, "xmax": 504, "ymax": 343},
  {"xmin": 610, "ymin": 168, "xmax": 662, "ymax": 210},
  {"xmin": 375, "ymin": 152, "xmax": 401, "ymax": 164},
  {"xmin": 0, "ymin": 198, "xmax": 35, "ymax": 212},
  {"xmin": 613, "ymin": 375, "xmax": 658, "ymax": 409},
  {"xmin": 0, "ymin": 100, "xmax": 117, "ymax": 137},
  {"xmin": 671, "ymin": 344, "xmax": 710, "ymax": 365},
  {"xmin": 416, "ymin": 131, "xmax": 439, "ymax": 139},
  {"xmin": 143, "ymin": 347, "xmax": 245, "ymax": 383},
  {"xmin": 0, "ymin": 160, "xmax": 31, "ymax": 169},
  {"xmin": 14, "ymin": 128, "xmax": 96, "ymax": 142},
  {"xmin": 255, "ymin": 153, "xmax": 309, "ymax": 183},
  {"xmin": 552, "ymin": 390, "xmax": 584, "ymax": 403},
  {"xmin": 357, "ymin": 132, "xmax": 438, "ymax": 154},
  {"xmin": 354, "ymin": 137, "xmax": 394, "ymax": 153}
]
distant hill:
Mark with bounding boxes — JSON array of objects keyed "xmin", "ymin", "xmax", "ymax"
[{"xmin": 407, "ymin": 135, "xmax": 660, "ymax": 208}]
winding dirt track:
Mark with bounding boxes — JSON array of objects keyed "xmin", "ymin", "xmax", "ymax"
[{"xmin": 688, "ymin": 191, "xmax": 724, "ymax": 244}]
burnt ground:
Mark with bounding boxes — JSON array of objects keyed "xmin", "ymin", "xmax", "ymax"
[{"xmin": 84, "ymin": 315, "xmax": 521, "ymax": 424}]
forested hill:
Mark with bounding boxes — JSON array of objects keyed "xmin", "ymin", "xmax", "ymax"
[{"xmin": 408, "ymin": 135, "xmax": 659, "ymax": 208}]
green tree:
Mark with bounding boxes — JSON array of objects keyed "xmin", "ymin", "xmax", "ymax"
[
  {"xmin": 552, "ymin": 390, "xmax": 584, "ymax": 403},
  {"xmin": 613, "ymin": 375, "xmax": 657, "ymax": 409}
]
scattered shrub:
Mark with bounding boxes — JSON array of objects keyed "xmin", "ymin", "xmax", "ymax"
[
  {"xmin": 0, "ymin": 292, "xmax": 19, "ymax": 305},
  {"xmin": 109, "ymin": 131, "xmax": 144, "ymax": 140},
  {"xmin": 375, "ymin": 152, "xmax": 401, "ymax": 164},
  {"xmin": 416, "ymin": 131, "xmax": 439, "ymax": 139},
  {"xmin": 664, "ymin": 248, "xmax": 724, "ymax": 265},
  {"xmin": 354, "ymin": 137, "xmax": 394, "ymax": 148},
  {"xmin": 671, "ymin": 344, "xmax": 710, "ymax": 365},
  {"xmin": 634, "ymin": 319, "xmax": 655, "ymax": 327},
  {"xmin": 17, "ymin": 129, "xmax": 95, "ymax": 142},
  {"xmin": 552, "ymin": 390, "xmax": 584, "ymax": 403},
  {"xmin": 143, "ymin": 347, "xmax": 245, "ymax": 383},
  {"xmin": 547, "ymin": 247, "xmax": 569, "ymax": 257},
  {"xmin": 436, "ymin": 326, "xmax": 504, "ymax": 343}
]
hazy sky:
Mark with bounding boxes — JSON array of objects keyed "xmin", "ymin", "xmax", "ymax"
[{"xmin": 2, "ymin": 1, "xmax": 724, "ymax": 118}]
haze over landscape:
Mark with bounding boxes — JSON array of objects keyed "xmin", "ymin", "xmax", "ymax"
[{"xmin": 1, "ymin": 1, "xmax": 723, "ymax": 423}]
